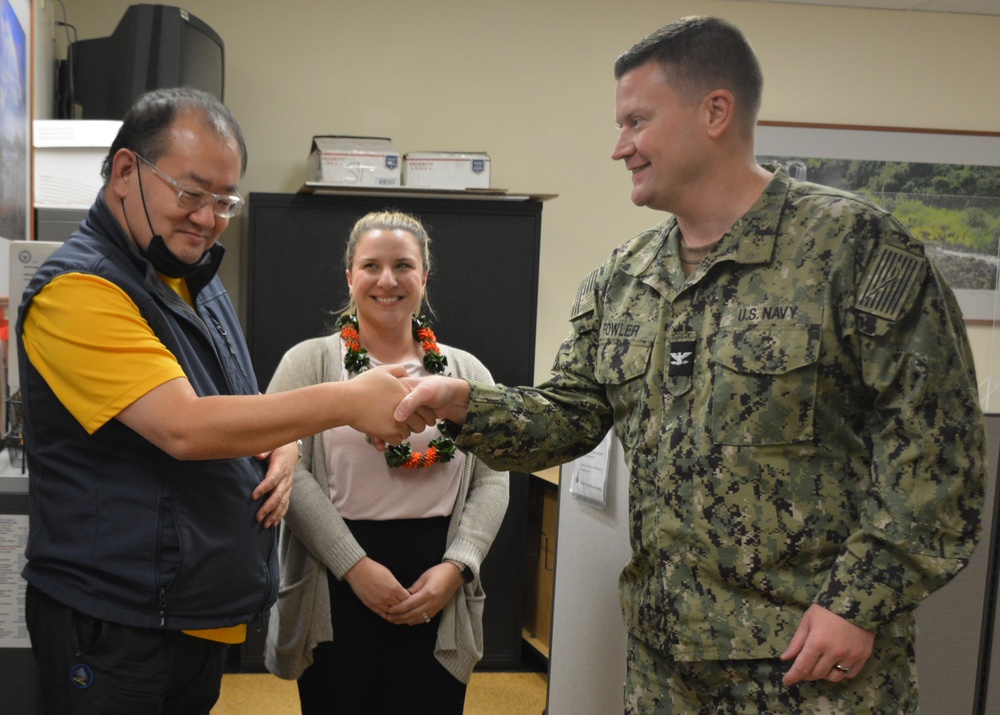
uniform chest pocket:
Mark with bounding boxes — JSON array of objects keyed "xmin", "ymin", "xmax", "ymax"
[
  {"xmin": 709, "ymin": 324, "xmax": 820, "ymax": 445},
  {"xmin": 594, "ymin": 338, "xmax": 653, "ymax": 384}
]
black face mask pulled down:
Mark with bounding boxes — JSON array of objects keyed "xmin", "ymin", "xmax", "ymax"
[
  {"xmin": 122, "ymin": 162, "xmax": 213, "ymax": 279},
  {"xmin": 142, "ymin": 232, "xmax": 212, "ymax": 279}
]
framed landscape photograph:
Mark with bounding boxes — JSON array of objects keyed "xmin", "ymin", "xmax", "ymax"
[{"xmin": 755, "ymin": 121, "xmax": 1000, "ymax": 411}]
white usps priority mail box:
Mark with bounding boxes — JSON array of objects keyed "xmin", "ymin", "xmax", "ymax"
[
  {"xmin": 308, "ymin": 136, "xmax": 401, "ymax": 187},
  {"xmin": 402, "ymin": 152, "xmax": 490, "ymax": 190}
]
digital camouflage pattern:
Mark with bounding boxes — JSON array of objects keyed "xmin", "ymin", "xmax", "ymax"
[
  {"xmin": 458, "ymin": 167, "xmax": 985, "ymax": 667},
  {"xmin": 624, "ymin": 631, "xmax": 918, "ymax": 714}
]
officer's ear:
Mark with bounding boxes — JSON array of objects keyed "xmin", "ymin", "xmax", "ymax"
[{"xmin": 702, "ymin": 89, "xmax": 735, "ymax": 140}]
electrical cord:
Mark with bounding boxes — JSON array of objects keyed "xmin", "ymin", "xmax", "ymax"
[{"xmin": 53, "ymin": 0, "xmax": 77, "ymax": 117}]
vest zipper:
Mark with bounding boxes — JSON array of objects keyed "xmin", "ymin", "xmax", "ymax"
[
  {"xmin": 159, "ymin": 587, "xmax": 168, "ymax": 628},
  {"xmin": 209, "ymin": 314, "xmax": 237, "ymax": 357},
  {"xmin": 252, "ymin": 525, "xmax": 278, "ymax": 630}
]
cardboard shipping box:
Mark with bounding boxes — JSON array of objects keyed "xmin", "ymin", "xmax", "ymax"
[
  {"xmin": 308, "ymin": 136, "xmax": 401, "ymax": 187},
  {"xmin": 402, "ymin": 152, "xmax": 490, "ymax": 190}
]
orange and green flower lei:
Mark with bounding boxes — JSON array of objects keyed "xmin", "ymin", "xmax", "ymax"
[{"xmin": 337, "ymin": 313, "xmax": 457, "ymax": 469}]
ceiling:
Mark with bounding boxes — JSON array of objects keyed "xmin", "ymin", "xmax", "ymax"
[{"xmin": 731, "ymin": 0, "xmax": 1000, "ymax": 15}]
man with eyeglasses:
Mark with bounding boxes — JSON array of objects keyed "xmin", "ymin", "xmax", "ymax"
[{"xmin": 16, "ymin": 87, "xmax": 426, "ymax": 714}]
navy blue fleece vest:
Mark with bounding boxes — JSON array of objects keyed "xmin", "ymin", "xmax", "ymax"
[{"xmin": 17, "ymin": 196, "xmax": 277, "ymax": 631}]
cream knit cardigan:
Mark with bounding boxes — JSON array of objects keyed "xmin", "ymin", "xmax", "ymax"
[{"xmin": 264, "ymin": 334, "xmax": 510, "ymax": 683}]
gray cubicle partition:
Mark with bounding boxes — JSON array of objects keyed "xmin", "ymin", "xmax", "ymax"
[
  {"xmin": 547, "ymin": 416, "xmax": 1000, "ymax": 714},
  {"xmin": 917, "ymin": 416, "xmax": 1000, "ymax": 714}
]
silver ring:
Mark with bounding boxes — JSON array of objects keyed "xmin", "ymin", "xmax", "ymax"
[
  {"xmin": 421, "ymin": 612, "xmax": 430, "ymax": 623},
  {"xmin": 834, "ymin": 664, "xmax": 850, "ymax": 673}
]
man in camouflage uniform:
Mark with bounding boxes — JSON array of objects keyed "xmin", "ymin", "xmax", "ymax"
[{"xmin": 396, "ymin": 16, "xmax": 985, "ymax": 714}]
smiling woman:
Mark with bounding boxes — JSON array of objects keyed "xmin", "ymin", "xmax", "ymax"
[
  {"xmin": 261, "ymin": 210, "xmax": 510, "ymax": 714},
  {"xmin": 345, "ymin": 220, "xmax": 430, "ymax": 353}
]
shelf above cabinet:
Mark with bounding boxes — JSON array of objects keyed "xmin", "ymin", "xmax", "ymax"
[{"xmin": 300, "ymin": 182, "xmax": 558, "ymax": 203}]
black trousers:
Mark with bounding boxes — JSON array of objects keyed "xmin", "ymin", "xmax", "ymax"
[
  {"xmin": 297, "ymin": 516, "xmax": 467, "ymax": 715},
  {"xmin": 25, "ymin": 584, "xmax": 229, "ymax": 714}
]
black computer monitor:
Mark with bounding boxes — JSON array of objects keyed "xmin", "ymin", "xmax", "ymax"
[{"xmin": 60, "ymin": 4, "xmax": 225, "ymax": 120}]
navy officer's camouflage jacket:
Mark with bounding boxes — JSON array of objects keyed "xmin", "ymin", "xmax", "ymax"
[{"xmin": 456, "ymin": 166, "xmax": 985, "ymax": 661}]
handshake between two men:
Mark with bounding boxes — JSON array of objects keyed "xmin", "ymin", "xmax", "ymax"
[{"xmin": 349, "ymin": 365, "xmax": 471, "ymax": 447}]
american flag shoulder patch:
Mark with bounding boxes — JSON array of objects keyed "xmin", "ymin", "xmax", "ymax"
[
  {"xmin": 571, "ymin": 269, "xmax": 599, "ymax": 319},
  {"xmin": 856, "ymin": 245, "xmax": 923, "ymax": 321}
]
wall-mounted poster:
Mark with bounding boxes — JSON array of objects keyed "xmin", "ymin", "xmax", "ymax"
[{"xmin": 0, "ymin": 0, "xmax": 30, "ymax": 299}]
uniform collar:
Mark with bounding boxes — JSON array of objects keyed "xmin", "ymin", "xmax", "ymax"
[
  {"xmin": 731, "ymin": 164, "xmax": 791, "ymax": 265},
  {"xmin": 623, "ymin": 165, "xmax": 792, "ymax": 289}
]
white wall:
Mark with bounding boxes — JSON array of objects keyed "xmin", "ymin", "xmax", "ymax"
[{"xmin": 39, "ymin": 0, "xmax": 1000, "ymax": 383}]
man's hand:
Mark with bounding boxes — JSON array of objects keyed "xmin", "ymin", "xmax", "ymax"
[
  {"xmin": 395, "ymin": 375, "xmax": 472, "ymax": 426},
  {"xmin": 345, "ymin": 365, "xmax": 433, "ymax": 444},
  {"xmin": 252, "ymin": 440, "xmax": 296, "ymax": 528},
  {"xmin": 780, "ymin": 603, "xmax": 876, "ymax": 685}
]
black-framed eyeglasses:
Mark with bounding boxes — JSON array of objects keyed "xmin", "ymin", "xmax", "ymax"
[{"xmin": 134, "ymin": 153, "xmax": 245, "ymax": 219}]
